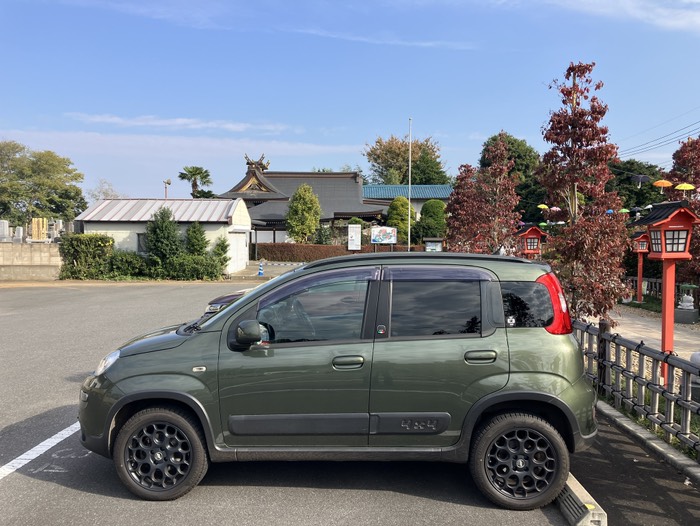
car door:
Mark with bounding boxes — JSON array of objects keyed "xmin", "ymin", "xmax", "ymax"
[
  {"xmin": 368, "ymin": 265, "xmax": 510, "ymax": 447},
  {"xmin": 218, "ymin": 266, "xmax": 380, "ymax": 447}
]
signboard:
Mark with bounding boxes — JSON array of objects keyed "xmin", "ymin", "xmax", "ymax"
[
  {"xmin": 348, "ymin": 224, "xmax": 361, "ymax": 251},
  {"xmin": 371, "ymin": 226, "xmax": 397, "ymax": 244}
]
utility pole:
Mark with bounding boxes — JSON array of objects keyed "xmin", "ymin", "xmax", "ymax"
[{"xmin": 408, "ymin": 117, "xmax": 412, "ymax": 252}]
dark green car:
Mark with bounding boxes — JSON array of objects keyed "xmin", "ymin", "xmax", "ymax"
[{"xmin": 78, "ymin": 253, "xmax": 597, "ymax": 510}]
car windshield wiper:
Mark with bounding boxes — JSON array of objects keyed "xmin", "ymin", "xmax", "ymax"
[{"xmin": 182, "ymin": 321, "xmax": 202, "ymax": 333}]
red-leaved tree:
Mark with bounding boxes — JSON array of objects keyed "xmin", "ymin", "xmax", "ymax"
[
  {"xmin": 539, "ymin": 62, "xmax": 630, "ymax": 320},
  {"xmin": 446, "ymin": 132, "xmax": 521, "ymax": 253},
  {"xmin": 667, "ymin": 137, "xmax": 700, "ymax": 282}
]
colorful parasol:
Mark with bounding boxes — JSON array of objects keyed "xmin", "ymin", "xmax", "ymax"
[
  {"xmin": 631, "ymin": 174, "xmax": 651, "ymax": 189},
  {"xmin": 675, "ymin": 182, "xmax": 696, "ymax": 198},
  {"xmin": 537, "ymin": 204, "xmax": 549, "ymax": 210},
  {"xmin": 653, "ymin": 179, "xmax": 673, "ymax": 194}
]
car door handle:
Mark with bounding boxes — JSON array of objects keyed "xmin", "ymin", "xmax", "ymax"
[
  {"xmin": 332, "ymin": 356, "xmax": 365, "ymax": 369},
  {"xmin": 464, "ymin": 350, "xmax": 497, "ymax": 364}
]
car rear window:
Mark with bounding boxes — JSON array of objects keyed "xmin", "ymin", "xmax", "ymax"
[{"xmin": 500, "ymin": 281, "xmax": 554, "ymax": 328}]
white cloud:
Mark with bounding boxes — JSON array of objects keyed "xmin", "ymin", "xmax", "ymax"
[
  {"xmin": 292, "ymin": 28, "xmax": 476, "ymax": 50},
  {"xmin": 0, "ymin": 129, "xmax": 359, "ymax": 159},
  {"xmin": 62, "ymin": 0, "xmax": 232, "ymax": 28},
  {"xmin": 65, "ymin": 113, "xmax": 293, "ymax": 135},
  {"xmin": 539, "ymin": 0, "xmax": 700, "ymax": 33}
]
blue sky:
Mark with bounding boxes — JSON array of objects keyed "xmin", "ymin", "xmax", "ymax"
[{"xmin": 2, "ymin": 0, "xmax": 700, "ymax": 200}]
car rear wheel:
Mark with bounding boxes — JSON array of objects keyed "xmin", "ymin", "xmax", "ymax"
[
  {"xmin": 469, "ymin": 412, "xmax": 569, "ymax": 510},
  {"xmin": 114, "ymin": 407, "xmax": 208, "ymax": 500}
]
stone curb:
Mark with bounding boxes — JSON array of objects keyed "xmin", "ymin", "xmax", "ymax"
[{"xmin": 596, "ymin": 400, "xmax": 700, "ymax": 487}]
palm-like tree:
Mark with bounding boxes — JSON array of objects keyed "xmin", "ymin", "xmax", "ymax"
[{"xmin": 178, "ymin": 166, "xmax": 213, "ymax": 198}]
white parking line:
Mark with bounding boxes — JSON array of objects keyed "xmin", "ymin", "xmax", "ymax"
[{"xmin": 0, "ymin": 422, "xmax": 81, "ymax": 481}]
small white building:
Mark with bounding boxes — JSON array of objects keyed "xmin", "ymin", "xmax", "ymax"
[{"xmin": 74, "ymin": 198, "xmax": 251, "ymax": 274}]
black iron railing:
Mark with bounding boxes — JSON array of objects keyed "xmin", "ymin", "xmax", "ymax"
[{"xmin": 574, "ymin": 319, "xmax": 700, "ymax": 458}]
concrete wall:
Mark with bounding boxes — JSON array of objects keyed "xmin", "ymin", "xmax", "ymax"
[{"xmin": 0, "ymin": 243, "xmax": 61, "ymax": 281}]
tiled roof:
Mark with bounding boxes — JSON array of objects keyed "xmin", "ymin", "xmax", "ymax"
[
  {"xmin": 628, "ymin": 200, "xmax": 699, "ymax": 227},
  {"xmin": 362, "ymin": 185, "xmax": 452, "ymax": 200},
  {"xmin": 75, "ymin": 199, "xmax": 240, "ymax": 223}
]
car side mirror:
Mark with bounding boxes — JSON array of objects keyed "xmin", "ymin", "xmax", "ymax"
[{"xmin": 235, "ymin": 320, "xmax": 262, "ymax": 346}]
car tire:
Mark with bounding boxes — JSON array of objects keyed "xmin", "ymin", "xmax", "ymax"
[
  {"xmin": 114, "ymin": 407, "xmax": 209, "ymax": 500},
  {"xmin": 469, "ymin": 412, "xmax": 569, "ymax": 511}
]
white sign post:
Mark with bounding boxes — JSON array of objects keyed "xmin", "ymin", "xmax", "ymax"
[{"xmin": 348, "ymin": 224, "xmax": 362, "ymax": 251}]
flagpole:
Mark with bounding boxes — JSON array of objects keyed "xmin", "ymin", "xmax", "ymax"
[{"xmin": 407, "ymin": 117, "xmax": 412, "ymax": 252}]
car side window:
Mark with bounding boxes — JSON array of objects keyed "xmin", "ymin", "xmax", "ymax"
[
  {"xmin": 389, "ymin": 280, "xmax": 482, "ymax": 337},
  {"xmin": 500, "ymin": 281, "xmax": 554, "ymax": 328},
  {"xmin": 256, "ymin": 267, "xmax": 378, "ymax": 344}
]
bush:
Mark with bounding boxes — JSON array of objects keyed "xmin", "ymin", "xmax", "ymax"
[
  {"xmin": 58, "ymin": 233, "xmax": 114, "ymax": 279},
  {"xmin": 257, "ymin": 243, "xmax": 348, "ymax": 262},
  {"xmin": 314, "ymin": 226, "xmax": 333, "ymax": 245},
  {"xmin": 108, "ymin": 250, "xmax": 147, "ymax": 278},
  {"xmin": 164, "ymin": 253, "xmax": 222, "ymax": 280}
]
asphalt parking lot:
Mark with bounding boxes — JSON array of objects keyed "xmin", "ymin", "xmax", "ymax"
[{"xmin": 0, "ymin": 281, "xmax": 570, "ymax": 526}]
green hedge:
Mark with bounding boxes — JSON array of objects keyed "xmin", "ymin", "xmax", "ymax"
[
  {"xmin": 164, "ymin": 253, "xmax": 223, "ymax": 280},
  {"xmin": 59, "ymin": 233, "xmax": 114, "ymax": 279}
]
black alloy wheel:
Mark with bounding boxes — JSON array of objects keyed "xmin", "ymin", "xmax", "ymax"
[
  {"xmin": 469, "ymin": 412, "xmax": 569, "ymax": 510},
  {"xmin": 114, "ymin": 407, "xmax": 208, "ymax": 500}
]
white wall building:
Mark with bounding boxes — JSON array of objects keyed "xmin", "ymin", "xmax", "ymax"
[{"xmin": 75, "ymin": 199, "xmax": 251, "ymax": 274}]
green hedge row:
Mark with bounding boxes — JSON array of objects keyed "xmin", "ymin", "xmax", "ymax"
[{"xmin": 59, "ymin": 233, "xmax": 115, "ymax": 279}]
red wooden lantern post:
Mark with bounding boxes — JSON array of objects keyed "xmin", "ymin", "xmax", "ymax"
[
  {"xmin": 630, "ymin": 201, "xmax": 700, "ymax": 385},
  {"xmin": 631, "ymin": 232, "xmax": 649, "ymax": 303},
  {"xmin": 515, "ymin": 225, "xmax": 546, "ymax": 260}
]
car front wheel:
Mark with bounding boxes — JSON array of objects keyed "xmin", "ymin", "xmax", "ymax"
[
  {"xmin": 469, "ymin": 412, "xmax": 569, "ymax": 510},
  {"xmin": 114, "ymin": 407, "xmax": 208, "ymax": 500}
]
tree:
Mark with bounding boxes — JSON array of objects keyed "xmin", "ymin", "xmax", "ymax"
[
  {"xmin": 0, "ymin": 140, "xmax": 86, "ymax": 225},
  {"xmin": 386, "ymin": 196, "xmax": 416, "ymax": 244},
  {"xmin": 666, "ymin": 137, "xmax": 700, "ymax": 283},
  {"xmin": 479, "ymin": 132, "xmax": 542, "ymax": 223},
  {"xmin": 364, "ymin": 135, "xmax": 445, "ymax": 184},
  {"xmin": 412, "ymin": 149, "xmax": 451, "ymax": 185},
  {"xmin": 286, "ymin": 183, "xmax": 321, "ymax": 243},
  {"xmin": 413, "ymin": 199, "xmax": 446, "ymax": 242},
  {"xmin": 606, "ymin": 159, "xmax": 664, "ymax": 211},
  {"xmin": 86, "ymin": 178, "xmax": 125, "ymax": 203},
  {"xmin": 212, "ymin": 236, "xmax": 231, "ymax": 268},
  {"xmin": 178, "ymin": 166, "xmax": 213, "ymax": 198},
  {"xmin": 144, "ymin": 207, "xmax": 182, "ymax": 271},
  {"xmin": 446, "ymin": 133, "xmax": 521, "ymax": 253},
  {"xmin": 538, "ymin": 62, "xmax": 629, "ymax": 320},
  {"xmin": 184, "ymin": 221, "xmax": 209, "ymax": 256}
]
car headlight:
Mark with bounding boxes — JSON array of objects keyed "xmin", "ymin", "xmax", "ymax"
[{"xmin": 95, "ymin": 350, "xmax": 120, "ymax": 376}]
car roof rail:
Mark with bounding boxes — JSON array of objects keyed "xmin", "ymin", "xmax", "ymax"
[{"xmin": 302, "ymin": 252, "xmax": 536, "ymax": 270}]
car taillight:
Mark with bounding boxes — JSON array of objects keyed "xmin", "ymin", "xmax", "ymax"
[{"xmin": 536, "ymin": 272, "xmax": 572, "ymax": 335}]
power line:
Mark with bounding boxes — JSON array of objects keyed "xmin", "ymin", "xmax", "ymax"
[
  {"xmin": 619, "ymin": 126, "xmax": 700, "ymax": 159},
  {"xmin": 618, "ymin": 119, "xmax": 700, "ymax": 156},
  {"xmin": 617, "ymin": 105, "xmax": 700, "ymax": 143}
]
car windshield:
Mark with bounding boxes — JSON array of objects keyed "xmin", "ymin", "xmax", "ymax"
[{"xmin": 195, "ymin": 268, "xmax": 301, "ymax": 328}]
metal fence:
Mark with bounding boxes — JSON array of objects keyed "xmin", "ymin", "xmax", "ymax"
[{"xmin": 574, "ymin": 319, "xmax": 700, "ymax": 459}]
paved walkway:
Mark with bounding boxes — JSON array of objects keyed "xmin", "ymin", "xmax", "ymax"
[{"xmin": 591, "ymin": 303, "xmax": 700, "ymax": 361}]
